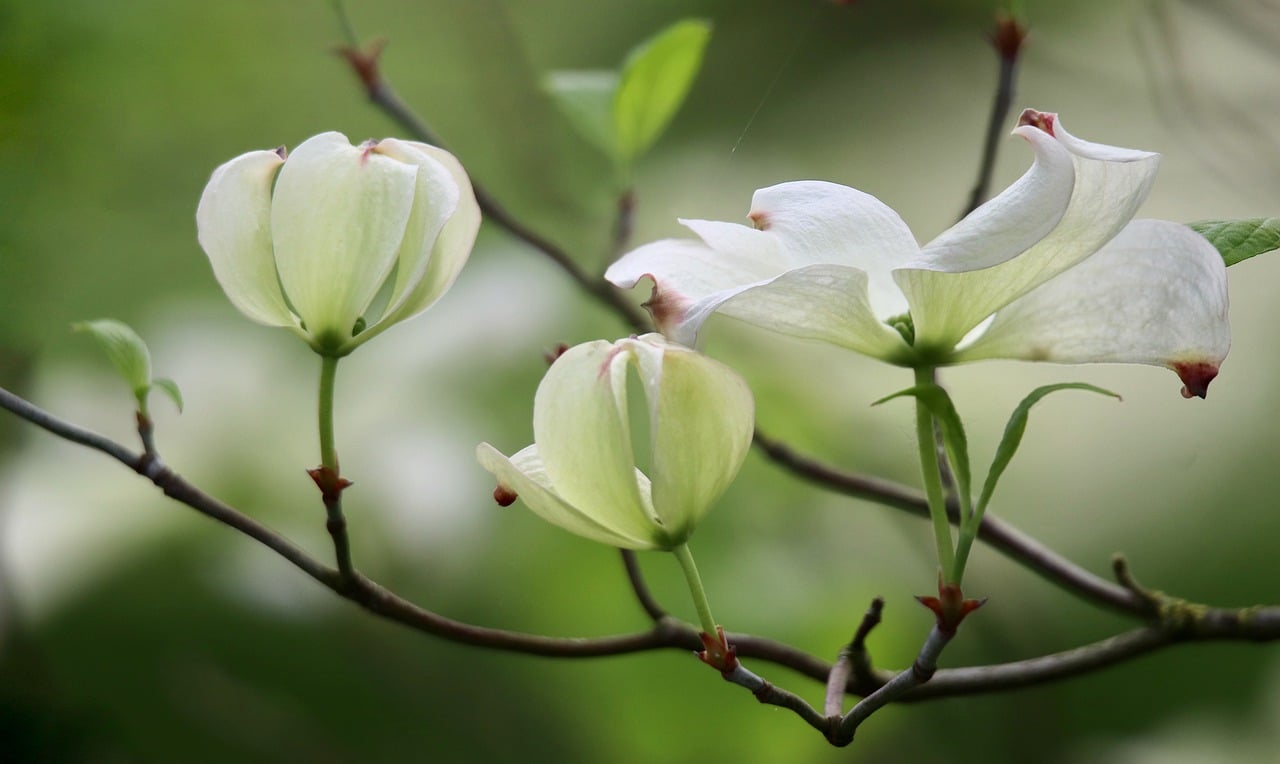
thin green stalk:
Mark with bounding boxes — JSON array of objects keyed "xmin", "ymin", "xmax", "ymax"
[
  {"xmin": 953, "ymin": 514, "xmax": 979, "ymax": 584},
  {"xmin": 318, "ymin": 355, "xmax": 340, "ymax": 471},
  {"xmin": 673, "ymin": 542, "xmax": 718, "ymax": 636},
  {"xmin": 914, "ymin": 366, "xmax": 956, "ymax": 580}
]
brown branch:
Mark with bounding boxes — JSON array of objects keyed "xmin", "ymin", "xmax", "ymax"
[
  {"xmin": 751, "ymin": 428, "xmax": 1150, "ymax": 616},
  {"xmin": 824, "ymin": 597, "xmax": 885, "ymax": 717},
  {"xmin": 620, "ymin": 549, "xmax": 668, "ymax": 622},
  {"xmin": 338, "ymin": 42, "xmax": 650, "ymax": 334},
  {"xmin": 960, "ymin": 11, "xmax": 1027, "ymax": 219},
  {"xmin": 833, "ymin": 624, "xmax": 953, "ymax": 745},
  {"xmin": 5, "ymin": 384, "xmax": 1280, "ymax": 745}
]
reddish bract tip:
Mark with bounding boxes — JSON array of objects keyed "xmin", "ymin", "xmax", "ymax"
[
  {"xmin": 543, "ymin": 343, "xmax": 570, "ymax": 366},
  {"xmin": 1017, "ymin": 108, "xmax": 1056, "ymax": 137},
  {"xmin": 990, "ymin": 12, "xmax": 1028, "ymax": 62},
  {"xmin": 641, "ymin": 278, "xmax": 692, "ymax": 336},
  {"xmin": 273, "ymin": 145, "xmax": 288, "ymax": 160},
  {"xmin": 359, "ymin": 139, "xmax": 382, "ymax": 165},
  {"xmin": 337, "ymin": 39, "xmax": 388, "ymax": 92},
  {"xmin": 493, "ymin": 485, "xmax": 518, "ymax": 507},
  {"xmin": 1172, "ymin": 361, "xmax": 1219, "ymax": 399},
  {"xmin": 748, "ymin": 210, "xmax": 771, "ymax": 231}
]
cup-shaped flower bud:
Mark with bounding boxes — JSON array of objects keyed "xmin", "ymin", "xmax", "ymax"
[
  {"xmin": 197, "ymin": 132, "xmax": 480, "ymax": 357},
  {"xmin": 477, "ymin": 334, "xmax": 754, "ymax": 550}
]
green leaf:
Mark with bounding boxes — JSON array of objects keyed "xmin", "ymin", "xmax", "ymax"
[
  {"xmin": 875, "ymin": 384, "xmax": 972, "ymax": 511},
  {"xmin": 1187, "ymin": 217, "xmax": 1280, "ymax": 267},
  {"xmin": 976, "ymin": 383, "xmax": 1120, "ymax": 518},
  {"xmin": 151, "ymin": 377, "xmax": 185, "ymax": 414},
  {"xmin": 614, "ymin": 19, "xmax": 712, "ymax": 165},
  {"xmin": 73, "ymin": 319, "xmax": 182, "ymax": 415},
  {"xmin": 543, "ymin": 70, "xmax": 621, "ymax": 160},
  {"xmin": 74, "ymin": 319, "xmax": 153, "ymax": 402}
]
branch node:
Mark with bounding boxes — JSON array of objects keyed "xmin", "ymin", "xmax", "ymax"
[{"xmin": 1112, "ymin": 553, "xmax": 1163, "ymax": 616}]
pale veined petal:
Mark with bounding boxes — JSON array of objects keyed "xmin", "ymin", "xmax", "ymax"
[
  {"xmin": 633, "ymin": 336, "xmax": 754, "ymax": 542},
  {"xmin": 907, "ymin": 125, "xmax": 1074, "ymax": 273},
  {"xmin": 532, "ymin": 340, "xmax": 663, "ymax": 542},
  {"xmin": 900, "ymin": 112, "xmax": 1161, "ymax": 353},
  {"xmin": 270, "ymin": 132, "xmax": 417, "ymax": 353},
  {"xmin": 694, "ymin": 264, "xmax": 909, "ymax": 359},
  {"xmin": 379, "ymin": 142, "xmax": 481, "ymax": 328},
  {"xmin": 356, "ymin": 139, "xmax": 460, "ymax": 341},
  {"xmin": 476, "ymin": 443, "xmax": 659, "ymax": 549},
  {"xmin": 195, "ymin": 148, "xmax": 294, "ymax": 327},
  {"xmin": 746, "ymin": 181, "xmax": 920, "ymax": 319},
  {"xmin": 957, "ymin": 219, "xmax": 1230, "ymax": 397}
]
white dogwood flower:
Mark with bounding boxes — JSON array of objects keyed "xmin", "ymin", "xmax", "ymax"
[
  {"xmin": 477, "ymin": 334, "xmax": 754, "ymax": 550},
  {"xmin": 607, "ymin": 110, "xmax": 1230, "ymax": 398},
  {"xmin": 197, "ymin": 131, "xmax": 480, "ymax": 356}
]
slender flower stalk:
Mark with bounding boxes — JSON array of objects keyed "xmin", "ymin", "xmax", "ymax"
[
  {"xmin": 673, "ymin": 542, "xmax": 718, "ymax": 637},
  {"xmin": 318, "ymin": 355, "xmax": 340, "ymax": 472},
  {"xmin": 913, "ymin": 367, "xmax": 956, "ymax": 581}
]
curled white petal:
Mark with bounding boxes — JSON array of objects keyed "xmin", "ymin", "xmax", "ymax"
[
  {"xmin": 367, "ymin": 141, "xmax": 481, "ymax": 341},
  {"xmin": 196, "ymin": 148, "xmax": 294, "ymax": 327},
  {"xmin": 476, "ymin": 444, "xmax": 658, "ymax": 549},
  {"xmin": 532, "ymin": 340, "xmax": 663, "ymax": 542},
  {"xmin": 899, "ymin": 111, "xmax": 1161, "ymax": 350}
]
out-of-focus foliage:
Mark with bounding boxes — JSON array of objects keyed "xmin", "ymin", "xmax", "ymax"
[
  {"xmin": 2, "ymin": 1, "xmax": 1280, "ymax": 762},
  {"xmin": 545, "ymin": 19, "xmax": 712, "ymax": 180}
]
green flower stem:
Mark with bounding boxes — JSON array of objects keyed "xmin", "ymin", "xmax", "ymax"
[
  {"xmin": 953, "ymin": 516, "xmax": 979, "ymax": 586},
  {"xmin": 673, "ymin": 542, "xmax": 718, "ymax": 637},
  {"xmin": 914, "ymin": 365, "xmax": 956, "ymax": 582},
  {"xmin": 319, "ymin": 355, "xmax": 340, "ymax": 472},
  {"xmin": 317, "ymin": 354, "xmax": 355, "ymax": 582}
]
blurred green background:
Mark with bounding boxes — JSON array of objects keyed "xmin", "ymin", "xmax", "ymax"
[{"xmin": 3, "ymin": 0, "xmax": 1280, "ymax": 761}]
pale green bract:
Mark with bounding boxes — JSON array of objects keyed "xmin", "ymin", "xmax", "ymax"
[
  {"xmin": 476, "ymin": 334, "xmax": 754, "ymax": 551},
  {"xmin": 196, "ymin": 132, "xmax": 480, "ymax": 357},
  {"xmin": 607, "ymin": 109, "xmax": 1232, "ymax": 399}
]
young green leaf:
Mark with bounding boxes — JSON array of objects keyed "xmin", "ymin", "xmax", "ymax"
[
  {"xmin": 152, "ymin": 377, "xmax": 185, "ymax": 414},
  {"xmin": 875, "ymin": 384, "xmax": 972, "ymax": 513},
  {"xmin": 1188, "ymin": 217, "xmax": 1280, "ymax": 267},
  {"xmin": 543, "ymin": 70, "xmax": 621, "ymax": 161},
  {"xmin": 73, "ymin": 319, "xmax": 183, "ymax": 415},
  {"xmin": 73, "ymin": 319, "xmax": 153, "ymax": 403},
  {"xmin": 614, "ymin": 19, "xmax": 712, "ymax": 165},
  {"xmin": 976, "ymin": 383, "xmax": 1121, "ymax": 519}
]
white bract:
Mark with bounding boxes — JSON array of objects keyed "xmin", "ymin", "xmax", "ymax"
[
  {"xmin": 607, "ymin": 110, "xmax": 1230, "ymax": 398},
  {"xmin": 476, "ymin": 334, "xmax": 754, "ymax": 550},
  {"xmin": 197, "ymin": 131, "xmax": 480, "ymax": 357}
]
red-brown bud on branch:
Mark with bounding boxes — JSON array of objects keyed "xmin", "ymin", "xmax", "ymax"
[{"xmin": 989, "ymin": 11, "xmax": 1028, "ymax": 63}]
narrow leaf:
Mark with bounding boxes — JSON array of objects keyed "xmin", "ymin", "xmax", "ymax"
[
  {"xmin": 73, "ymin": 319, "xmax": 153, "ymax": 400},
  {"xmin": 1188, "ymin": 217, "xmax": 1280, "ymax": 267},
  {"xmin": 544, "ymin": 70, "xmax": 621, "ymax": 161},
  {"xmin": 976, "ymin": 383, "xmax": 1121, "ymax": 517},
  {"xmin": 875, "ymin": 384, "xmax": 971, "ymax": 511},
  {"xmin": 614, "ymin": 19, "xmax": 712, "ymax": 164},
  {"xmin": 151, "ymin": 377, "xmax": 185, "ymax": 413}
]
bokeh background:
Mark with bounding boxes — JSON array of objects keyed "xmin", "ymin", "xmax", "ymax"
[{"xmin": 3, "ymin": 0, "xmax": 1280, "ymax": 761}]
